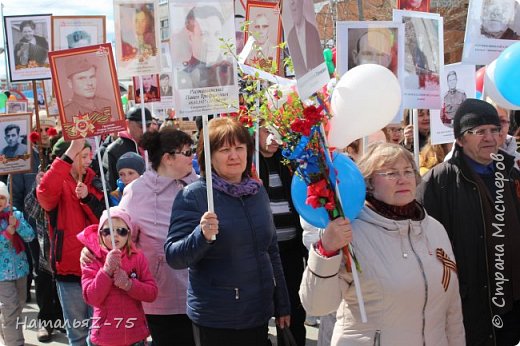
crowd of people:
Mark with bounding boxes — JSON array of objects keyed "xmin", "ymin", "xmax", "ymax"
[{"xmin": 0, "ymin": 95, "xmax": 519, "ymax": 346}]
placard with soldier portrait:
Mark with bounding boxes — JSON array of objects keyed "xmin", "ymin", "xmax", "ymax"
[
  {"xmin": 48, "ymin": 43, "xmax": 126, "ymax": 140},
  {"xmin": 52, "ymin": 16, "xmax": 106, "ymax": 51},
  {"xmin": 170, "ymin": 0, "xmax": 239, "ymax": 117},
  {"xmin": 4, "ymin": 14, "xmax": 52, "ymax": 82},
  {"xmin": 114, "ymin": 0, "xmax": 162, "ymax": 78},
  {"xmin": 0, "ymin": 113, "xmax": 32, "ymax": 175}
]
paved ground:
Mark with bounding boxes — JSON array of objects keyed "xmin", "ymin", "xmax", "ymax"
[{"xmin": 11, "ymin": 287, "xmax": 319, "ymax": 345}]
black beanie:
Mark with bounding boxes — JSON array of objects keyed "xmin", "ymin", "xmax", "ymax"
[
  {"xmin": 453, "ymin": 98, "xmax": 500, "ymax": 138},
  {"xmin": 52, "ymin": 137, "xmax": 91, "ymax": 158},
  {"xmin": 116, "ymin": 152, "xmax": 145, "ymax": 175}
]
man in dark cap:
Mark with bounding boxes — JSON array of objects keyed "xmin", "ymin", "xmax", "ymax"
[
  {"xmin": 102, "ymin": 107, "xmax": 152, "ymax": 190},
  {"xmin": 417, "ymin": 98, "xmax": 520, "ymax": 346},
  {"xmin": 63, "ymin": 57, "xmax": 113, "ymax": 122}
]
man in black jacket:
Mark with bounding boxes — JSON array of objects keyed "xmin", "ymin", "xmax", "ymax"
[
  {"xmin": 417, "ymin": 99, "xmax": 520, "ymax": 346},
  {"xmin": 257, "ymin": 124, "xmax": 307, "ymax": 346},
  {"xmin": 102, "ymin": 107, "xmax": 152, "ymax": 190}
]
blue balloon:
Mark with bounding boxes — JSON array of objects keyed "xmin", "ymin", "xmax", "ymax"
[
  {"xmin": 495, "ymin": 42, "xmax": 520, "ymax": 107},
  {"xmin": 476, "ymin": 91, "xmax": 482, "ymax": 100},
  {"xmin": 291, "ymin": 153, "xmax": 366, "ymax": 228}
]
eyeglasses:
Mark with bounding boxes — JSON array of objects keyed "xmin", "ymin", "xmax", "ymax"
[
  {"xmin": 465, "ymin": 127, "xmax": 501, "ymax": 137},
  {"xmin": 100, "ymin": 227, "xmax": 129, "ymax": 237},
  {"xmin": 171, "ymin": 148, "xmax": 194, "ymax": 157},
  {"xmin": 387, "ymin": 128, "xmax": 403, "ymax": 133},
  {"xmin": 374, "ymin": 169, "xmax": 416, "ymax": 181}
]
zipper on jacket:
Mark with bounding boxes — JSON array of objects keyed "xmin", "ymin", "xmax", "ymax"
[
  {"xmin": 234, "ymin": 288, "xmax": 239, "ymax": 300},
  {"xmin": 459, "ymin": 170, "xmax": 497, "ymax": 342},
  {"xmin": 407, "ymin": 222, "xmax": 427, "ymax": 346}
]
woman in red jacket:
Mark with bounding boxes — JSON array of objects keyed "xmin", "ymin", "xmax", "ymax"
[{"xmin": 37, "ymin": 138, "xmax": 104, "ymax": 346}]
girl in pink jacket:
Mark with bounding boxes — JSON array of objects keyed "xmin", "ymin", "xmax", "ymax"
[{"xmin": 78, "ymin": 206, "xmax": 158, "ymax": 346}]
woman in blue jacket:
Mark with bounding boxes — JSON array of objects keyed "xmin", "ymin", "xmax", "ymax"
[{"xmin": 165, "ymin": 117, "xmax": 290, "ymax": 345}]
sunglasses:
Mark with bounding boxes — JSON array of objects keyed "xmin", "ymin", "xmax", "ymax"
[
  {"xmin": 100, "ymin": 227, "xmax": 129, "ymax": 237},
  {"xmin": 170, "ymin": 148, "xmax": 194, "ymax": 157}
]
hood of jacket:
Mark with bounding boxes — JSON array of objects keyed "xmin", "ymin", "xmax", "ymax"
[{"xmin": 140, "ymin": 168, "xmax": 198, "ymax": 195}]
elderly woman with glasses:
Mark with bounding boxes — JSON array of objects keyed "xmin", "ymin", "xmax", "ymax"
[
  {"xmin": 165, "ymin": 117, "xmax": 290, "ymax": 345},
  {"xmin": 299, "ymin": 142, "xmax": 465, "ymax": 345}
]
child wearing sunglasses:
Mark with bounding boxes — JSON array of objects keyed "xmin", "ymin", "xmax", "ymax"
[{"xmin": 77, "ymin": 206, "xmax": 158, "ymax": 346}]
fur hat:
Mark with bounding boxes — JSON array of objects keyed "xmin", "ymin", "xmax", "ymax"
[
  {"xmin": 116, "ymin": 152, "xmax": 145, "ymax": 175},
  {"xmin": 453, "ymin": 99, "xmax": 500, "ymax": 138}
]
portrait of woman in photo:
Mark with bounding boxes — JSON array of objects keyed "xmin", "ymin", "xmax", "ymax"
[{"xmin": 14, "ymin": 20, "xmax": 49, "ymax": 68}]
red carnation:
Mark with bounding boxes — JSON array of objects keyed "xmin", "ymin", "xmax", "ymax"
[{"xmin": 29, "ymin": 131, "xmax": 41, "ymax": 143}]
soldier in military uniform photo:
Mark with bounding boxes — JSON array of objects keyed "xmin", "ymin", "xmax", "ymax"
[
  {"xmin": 441, "ymin": 71, "xmax": 466, "ymax": 127},
  {"xmin": 176, "ymin": 6, "xmax": 234, "ymax": 89},
  {"xmin": 63, "ymin": 56, "xmax": 114, "ymax": 122}
]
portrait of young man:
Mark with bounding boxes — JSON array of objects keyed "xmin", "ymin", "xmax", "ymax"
[
  {"xmin": 1, "ymin": 123, "xmax": 28, "ymax": 158},
  {"xmin": 176, "ymin": 5, "xmax": 235, "ymax": 89},
  {"xmin": 62, "ymin": 56, "xmax": 114, "ymax": 122}
]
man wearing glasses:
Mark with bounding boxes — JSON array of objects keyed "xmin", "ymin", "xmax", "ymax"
[{"xmin": 417, "ymin": 98, "xmax": 520, "ymax": 346}]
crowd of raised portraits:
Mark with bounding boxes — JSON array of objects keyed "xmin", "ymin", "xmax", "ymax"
[{"xmin": 1, "ymin": 97, "xmax": 520, "ymax": 346}]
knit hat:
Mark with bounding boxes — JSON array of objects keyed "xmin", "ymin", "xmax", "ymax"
[
  {"xmin": 98, "ymin": 206, "xmax": 134, "ymax": 235},
  {"xmin": 0, "ymin": 182, "xmax": 9, "ymax": 203},
  {"xmin": 116, "ymin": 152, "xmax": 145, "ymax": 175},
  {"xmin": 453, "ymin": 98, "xmax": 500, "ymax": 138},
  {"xmin": 52, "ymin": 137, "xmax": 91, "ymax": 158}
]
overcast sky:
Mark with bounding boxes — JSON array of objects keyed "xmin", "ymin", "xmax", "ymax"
[{"xmin": 1, "ymin": 0, "xmax": 115, "ymax": 79}]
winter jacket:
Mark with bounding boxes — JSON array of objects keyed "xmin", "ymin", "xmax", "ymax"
[
  {"xmin": 165, "ymin": 179, "xmax": 291, "ymax": 329},
  {"xmin": 37, "ymin": 157, "xmax": 104, "ymax": 279},
  {"xmin": 119, "ymin": 169, "xmax": 198, "ymax": 315},
  {"xmin": 0, "ymin": 207, "xmax": 34, "ymax": 281},
  {"xmin": 103, "ymin": 132, "xmax": 141, "ymax": 191},
  {"xmin": 78, "ymin": 224, "xmax": 157, "ymax": 346},
  {"xmin": 417, "ymin": 146, "xmax": 520, "ymax": 345},
  {"xmin": 299, "ymin": 205, "xmax": 465, "ymax": 346}
]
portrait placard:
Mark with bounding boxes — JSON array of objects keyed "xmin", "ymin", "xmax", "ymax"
[
  {"xmin": 170, "ymin": 0, "xmax": 239, "ymax": 118},
  {"xmin": 6, "ymin": 101, "xmax": 28, "ymax": 114},
  {"xmin": 52, "ymin": 16, "xmax": 106, "ymax": 51},
  {"xmin": 393, "ymin": 10, "xmax": 444, "ymax": 109},
  {"xmin": 462, "ymin": 0, "xmax": 520, "ymax": 65},
  {"xmin": 281, "ymin": 0, "xmax": 329, "ymax": 100},
  {"xmin": 245, "ymin": 1, "xmax": 282, "ymax": 73},
  {"xmin": 336, "ymin": 21, "xmax": 404, "ymax": 82},
  {"xmin": 4, "ymin": 14, "xmax": 52, "ymax": 82},
  {"xmin": 0, "ymin": 113, "xmax": 32, "ymax": 175},
  {"xmin": 430, "ymin": 63, "xmax": 476, "ymax": 145},
  {"xmin": 48, "ymin": 44, "xmax": 126, "ymax": 140},
  {"xmin": 152, "ymin": 72, "xmax": 175, "ymax": 110},
  {"xmin": 133, "ymin": 74, "xmax": 161, "ymax": 103},
  {"xmin": 114, "ymin": 0, "xmax": 162, "ymax": 78}
]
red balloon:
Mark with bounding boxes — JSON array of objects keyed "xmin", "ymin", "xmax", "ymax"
[
  {"xmin": 476, "ymin": 66, "xmax": 486, "ymax": 92},
  {"xmin": 332, "ymin": 47, "xmax": 337, "ymax": 66}
]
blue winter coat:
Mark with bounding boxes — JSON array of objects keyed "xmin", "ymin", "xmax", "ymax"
[
  {"xmin": 165, "ymin": 179, "xmax": 291, "ymax": 329},
  {"xmin": 0, "ymin": 207, "xmax": 35, "ymax": 281}
]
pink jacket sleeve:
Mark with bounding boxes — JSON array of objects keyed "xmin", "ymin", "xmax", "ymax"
[
  {"xmin": 81, "ymin": 259, "xmax": 114, "ymax": 307},
  {"xmin": 36, "ymin": 158, "xmax": 70, "ymax": 211},
  {"xmin": 127, "ymin": 253, "xmax": 158, "ymax": 303}
]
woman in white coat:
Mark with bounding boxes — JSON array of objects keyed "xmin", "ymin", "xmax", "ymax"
[{"xmin": 299, "ymin": 142, "xmax": 465, "ymax": 345}]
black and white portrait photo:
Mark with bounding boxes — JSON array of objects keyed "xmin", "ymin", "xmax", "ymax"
[
  {"xmin": 0, "ymin": 113, "xmax": 32, "ymax": 175},
  {"xmin": 4, "ymin": 14, "xmax": 52, "ymax": 81}
]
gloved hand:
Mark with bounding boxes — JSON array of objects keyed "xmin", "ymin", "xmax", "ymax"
[
  {"xmin": 103, "ymin": 249, "xmax": 121, "ymax": 277},
  {"xmin": 113, "ymin": 268, "xmax": 132, "ymax": 291}
]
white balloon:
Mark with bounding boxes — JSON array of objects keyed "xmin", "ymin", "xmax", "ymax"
[
  {"xmin": 484, "ymin": 60, "xmax": 520, "ymax": 110},
  {"xmin": 329, "ymin": 64, "xmax": 402, "ymax": 148}
]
